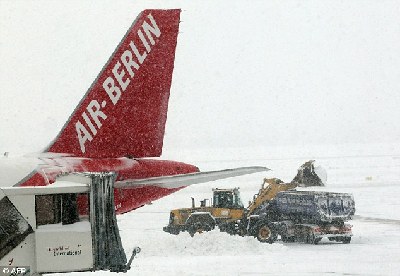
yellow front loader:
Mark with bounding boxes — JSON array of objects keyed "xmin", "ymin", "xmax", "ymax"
[
  {"xmin": 163, "ymin": 188, "xmax": 246, "ymax": 236},
  {"xmin": 163, "ymin": 179, "xmax": 296, "ymax": 237}
]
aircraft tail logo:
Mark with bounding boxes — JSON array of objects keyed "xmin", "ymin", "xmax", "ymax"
[{"xmin": 45, "ymin": 9, "xmax": 181, "ymax": 158}]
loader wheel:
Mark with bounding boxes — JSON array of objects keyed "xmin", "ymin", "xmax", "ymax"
[
  {"xmin": 170, "ymin": 229, "xmax": 180, "ymax": 235},
  {"xmin": 186, "ymin": 213, "xmax": 216, "ymax": 237},
  {"xmin": 188, "ymin": 222, "xmax": 212, "ymax": 237},
  {"xmin": 188, "ymin": 223, "xmax": 200, "ymax": 237},
  {"xmin": 256, "ymin": 223, "xmax": 277, "ymax": 243},
  {"xmin": 189, "ymin": 226, "xmax": 196, "ymax": 237}
]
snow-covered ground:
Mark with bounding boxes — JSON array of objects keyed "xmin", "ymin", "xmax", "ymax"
[{"xmin": 59, "ymin": 143, "xmax": 400, "ymax": 276}]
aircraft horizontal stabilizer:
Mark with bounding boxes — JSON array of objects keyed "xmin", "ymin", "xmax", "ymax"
[{"xmin": 115, "ymin": 166, "xmax": 269, "ymax": 189}]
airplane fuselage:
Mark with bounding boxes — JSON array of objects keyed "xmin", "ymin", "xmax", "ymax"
[{"xmin": 0, "ymin": 156, "xmax": 199, "ymax": 214}]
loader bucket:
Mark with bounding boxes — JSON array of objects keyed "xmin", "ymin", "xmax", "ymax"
[{"xmin": 292, "ymin": 160, "xmax": 326, "ymax": 187}]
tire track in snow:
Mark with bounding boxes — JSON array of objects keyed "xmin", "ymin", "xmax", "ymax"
[{"xmin": 354, "ymin": 215, "xmax": 400, "ymax": 225}]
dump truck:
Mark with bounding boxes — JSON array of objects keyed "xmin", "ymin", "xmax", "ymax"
[
  {"xmin": 163, "ymin": 178, "xmax": 355, "ymax": 244},
  {"xmin": 269, "ymin": 190, "xmax": 355, "ymax": 243}
]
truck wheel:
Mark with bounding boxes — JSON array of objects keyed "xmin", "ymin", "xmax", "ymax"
[
  {"xmin": 256, "ymin": 223, "xmax": 277, "ymax": 243},
  {"xmin": 282, "ymin": 236, "xmax": 295, "ymax": 243},
  {"xmin": 342, "ymin": 237, "xmax": 351, "ymax": 244},
  {"xmin": 306, "ymin": 232, "xmax": 320, "ymax": 245}
]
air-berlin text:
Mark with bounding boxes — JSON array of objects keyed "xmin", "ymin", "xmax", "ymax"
[{"xmin": 75, "ymin": 14, "xmax": 161, "ymax": 153}]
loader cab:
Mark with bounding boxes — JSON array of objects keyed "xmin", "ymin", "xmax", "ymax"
[{"xmin": 212, "ymin": 188, "xmax": 244, "ymax": 209}]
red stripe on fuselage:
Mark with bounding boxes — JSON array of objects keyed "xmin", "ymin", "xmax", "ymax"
[{"xmin": 19, "ymin": 158, "xmax": 198, "ymax": 214}]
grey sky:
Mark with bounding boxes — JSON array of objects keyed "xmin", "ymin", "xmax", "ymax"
[{"xmin": 1, "ymin": 1, "xmax": 399, "ymax": 154}]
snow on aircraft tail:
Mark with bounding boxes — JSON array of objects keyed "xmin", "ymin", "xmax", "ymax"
[{"xmin": 45, "ymin": 9, "xmax": 181, "ymax": 158}]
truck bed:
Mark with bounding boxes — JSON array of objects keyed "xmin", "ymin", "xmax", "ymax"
[{"xmin": 274, "ymin": 191, "xmax": 355, "ymax": 222}]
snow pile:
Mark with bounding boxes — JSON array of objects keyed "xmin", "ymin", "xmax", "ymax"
[{"xmin": 134, "ymin": 230, "xmax": 285, "ymax": 258}]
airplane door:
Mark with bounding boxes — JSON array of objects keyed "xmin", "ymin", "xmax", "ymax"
[{"xmin": 35, "ymin": 194, "xmax": 93, "ymax": 273}]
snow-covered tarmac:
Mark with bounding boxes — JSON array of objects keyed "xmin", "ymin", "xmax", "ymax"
[{"xmin": 62, "ymin": 144, "xmax": 400, "ymax": 275}]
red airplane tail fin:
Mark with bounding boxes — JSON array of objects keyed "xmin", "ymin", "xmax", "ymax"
[{"xmin": 45, "ymin": 9, "xmax": 181, "ymax": 158}]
